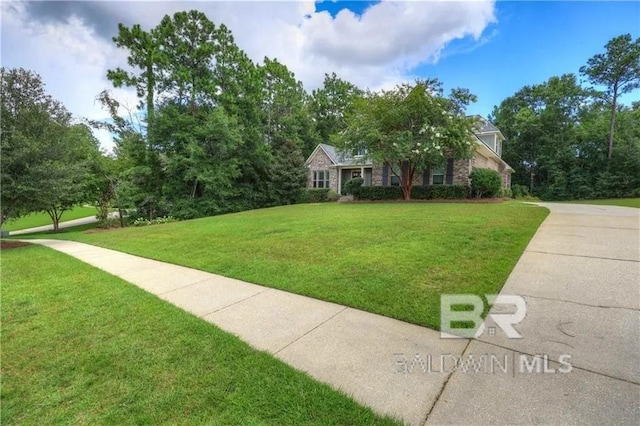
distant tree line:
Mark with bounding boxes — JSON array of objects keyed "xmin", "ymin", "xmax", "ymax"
[
  {"xmin": 491, "ymin": 34, "xmax": 640, "ymax": 200},
  {"xmin": 1, "ymin": 10, "xmax": 638, "ymax": 228}
]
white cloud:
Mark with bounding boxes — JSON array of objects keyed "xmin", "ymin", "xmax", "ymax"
[
  {"xmin": 1, "ymin": 2, "xmax": 139, "ymax": 151},
  {"xmin": 1, "ymin": 0, "xmax": 497, "ymax": 151}
]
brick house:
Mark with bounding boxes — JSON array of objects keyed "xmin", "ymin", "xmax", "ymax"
[{"xmin": 304, "ymin": 117, "xmax": 514, "ymax": 194}]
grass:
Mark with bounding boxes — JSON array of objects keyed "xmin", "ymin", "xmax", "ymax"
[
  {"xmin": 1, "ymin": 244, "xmax": 397, "ymax": 425},
  {"xmin": 561, "ymin": 198, "xmax": 640, "ymax": 208},
  {"xmin": 1, "ymin": 206, "xmax": 98, "ymax": 231},
  {"xmin": 30, "ymin": 202, "xmax": 548, "ymax": 329}
]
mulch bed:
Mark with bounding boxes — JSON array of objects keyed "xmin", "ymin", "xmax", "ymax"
[{"xmin": 1, "ymin": 241, "xmax": 31, "ymax": 250}]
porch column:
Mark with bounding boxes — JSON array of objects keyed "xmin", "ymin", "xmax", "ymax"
[
  {"xmin": 361, "ymin": 167, "xmax": 364, "ymax": 185},
  {"xmin": 337, "ymin": 168, "xmax": 341, "ymax": 195}
]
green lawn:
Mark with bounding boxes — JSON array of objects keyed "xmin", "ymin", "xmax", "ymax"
[
  {"xmin": 562, "ymin": 198, "xmax": 640, "ymax": 208},
  {"xmin": 32, "ymin": 202, "xmax": 548, "ymax": 329},
  {"xmin": 1, "ymin": 244, "xmax": 397, "ymax": 425},
  {"xmin": 1, "ymin": 206, "xmax": 98, "ymax": 231}
]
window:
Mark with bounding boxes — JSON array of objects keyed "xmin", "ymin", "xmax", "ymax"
[
  {"xmin": 313, "ymin": 170, "xmax": 330, "ymax": 188},
  {"xmin": 432, "ymin": 168, "xmax": 444, "ymax": 185},
  {"xmin": 354, "ymin": 147, "xmax": 368, "ymax": 156},
  {"xmin": 390, "ymin": 164, "xmax": 401, "ymax": 186}
]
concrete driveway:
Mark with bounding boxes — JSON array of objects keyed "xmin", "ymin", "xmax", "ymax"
[{"xmin": 427, "ymin": 203, "xmax": 640, "ymax": 424}]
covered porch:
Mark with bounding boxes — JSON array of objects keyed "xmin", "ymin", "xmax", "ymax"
[{"xmin": 338, "ymin": 167, "xmax": 373, "ymax": 195}]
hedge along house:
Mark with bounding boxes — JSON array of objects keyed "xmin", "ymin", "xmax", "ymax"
[{"xmin": 304, "ymin": 117, "xmax": 514, "ymax": 195}]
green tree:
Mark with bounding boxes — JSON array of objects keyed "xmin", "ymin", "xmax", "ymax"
[
  {"xmin": 107, "ymin": 24, "xmax": 160, "ymax": 127},
  {"xmin": 338, "ymin": 79, "xmax": 476, "ymax": 200},
  {"xmin": 153, "ymin": 104, "xmax": 243, "ymax": 218},
  {"xmin": 310, "ymin": 72, "xmax": 362, "ymax": 147},
  {"xmin": 32, "ymin": 123, "xmax": 101, "ymax": 231},
  {"xmin": 155, "ymin": 10, "xmax": 217, "ymax": 113},
  {"xmin": 580, "ymin": 34, "xmax": 640, "ymax": 161},
  {"xmin": 0, "ymin": 68, "xmax": 96, "ymax": 229},
  {"xmin": 492, "ymin": 74, "xmax": 589, "ymax": 198},
  {"xmin": 258, "ymin": 58, "xmax": 315, "ymax": 204}
]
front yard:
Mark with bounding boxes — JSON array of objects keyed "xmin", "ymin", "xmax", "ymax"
[
  {"xmin": 1, "ymin": 244, "xmax": 396, "ymax": 425},
  {"xmin": 28, "ymin": 202, "xmax": 549, "ymax": 329},
  {"xmin": 1, "ymin": 206, "xmax": 98, "ymax": 231}
]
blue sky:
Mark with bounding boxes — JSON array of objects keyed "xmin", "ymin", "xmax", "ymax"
[
  {"xmin": 3, "ymin": 1, "xmax": 638, "ymax": 151},
  {"xmin": 317, "ymin": 0, "xmax": 640, "ymax": 116}
]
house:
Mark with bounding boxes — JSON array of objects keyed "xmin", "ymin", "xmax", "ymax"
[{"xmin": 304, "ymin": 117, "xmax": 514, "ymax": 195}]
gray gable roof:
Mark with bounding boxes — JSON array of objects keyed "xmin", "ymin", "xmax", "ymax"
[
  {"xmin": 319, "ymin": 143, "xmax": 339, "ymax": 164},
  {"xmin": 478, "ymin": 120, "xmax": 500, "ymax": 133},
  {"xmin": 319, "ymin": 143, "xmax": 373, "ymax": 166},
  {"xmin": 470, "ymin": 114, "xmax": 500, "ymax": 134}
]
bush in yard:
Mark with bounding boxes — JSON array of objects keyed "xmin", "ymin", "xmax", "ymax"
[
  {"xmin": 326, "ymin": 189, "xmax": 340, "ymax": 202},
  {"xmin": 356, "ymin": 186, "xmax": 403, "ymax": 200},
  {"xmin": 301, "ymin": 188, "xmax": 330, "ymax": 203},
  {"xmin": 343, "ymin": 178, "xmax": 364, "ymax": 197},
  {"xmin": 498, "ymin": 187, "xmax": 513, "ymax": 198},
  {"xmin": 410, "ymin": 186, "xmax": 430, "ymax": 200},
  {"xmin": 411, "ymin": 185, "xmax": 470, "ymax": 200},
  {"xmin": 469, "ymin": 168, "xmax": 502, "ymax": 198},
  {"xmin": 132, "ymin": 216, "xmax": 177, "ymax": 227},
  {"xmin": 511, "ymin": 184, "xmax": 529, "ymax": 198}
]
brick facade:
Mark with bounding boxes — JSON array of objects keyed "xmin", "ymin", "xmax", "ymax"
[
  {"xmin": 306, "ymin": 146, "xmax": 512, "ymax": 192},
  {"xmin": 306, "ymin": 148, "xmax": 338, "ymax": 192}
]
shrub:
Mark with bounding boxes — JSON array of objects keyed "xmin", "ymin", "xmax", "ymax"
[
  {"xmin": 301, "ymin": 188, "xmax": 330, "ymax": 203},
  {"xmin": 410, "ymin": 186, "xmax": 430, "ymax": 200},
  {"xmin": 132, "ymin": 216, "xmax": 177, "ymax": 227},
  {"xmin": 326, "ymin": 189, "xmax": 340, "ymax": 202},
  {"xmin": 343, "ymin": 178, "xmax": 364, "ymax": 197},
  {"xmin": 511, "ymin": 184, "xmax": 530, "ymax": 198},
  {"xmin": 411, "ymin": 185, "xmax": 470, "ymax": 199},
  {"xmin": 356, "ymin": 186, "xmax": 403, "ymax": 200},
  {"xmin": 498, "ymin": 187, "xmax": 513, "ymax": 198},
  {"xmin": 469, "ymin": 168, "xmax": 502, "ymax": 198}
]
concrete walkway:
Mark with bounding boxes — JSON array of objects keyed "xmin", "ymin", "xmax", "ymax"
[
  {"xmin": 23, "ymin": 202, "xmax": 639, "ymax": 425},
  {"xmin": 23, "ymin": 238, "xmax": 467, "ymax": 426},
  {"xmin": 9, "ymin": 212, "xmax": 120, "ymax": 236}
]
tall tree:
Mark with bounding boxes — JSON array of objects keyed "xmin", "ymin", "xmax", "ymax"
[
  {"xmin": 310, "ymin": 72, "xmax": 362, "ymax": 146},
  {"xmin": 580, "ymin": 34, "xmax": 640, "ymax": 161},
  {"xmin": 492, "ymin": 74, "xmax": 589, "ymax": 198},
  {"xmin": 338, "ymin": 79, "xmax": 476, "ymax": 200},
  {"xmin": 107, "ymin": 24, "xmax": 159, "ymax": 130},
  {"xmin": 155, "ymin": 10, "xmax": 217, "ymax": 112},
  {"xmin": 259, "ymin": 58, "xmax": 313, "ymax": 203},
  {"xmin": 1, "ymin": 68, "xmax": 71, "ymax": 225}
]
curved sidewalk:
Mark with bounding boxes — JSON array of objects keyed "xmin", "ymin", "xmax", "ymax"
[
  {"xmin": 23, "ymin": 202, "xmax": 640, "ymax": 425},
  {"xmin": 23, "ymin": 237, "xmax": 467, "ymax": 426}
]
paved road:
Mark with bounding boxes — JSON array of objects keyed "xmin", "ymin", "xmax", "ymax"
[{"xmin": 21, "ymin": 202, "xmax": 640, "ymax": 425}]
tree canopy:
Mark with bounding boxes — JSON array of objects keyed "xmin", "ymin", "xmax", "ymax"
[{"xmin": 337, "ymin": 79, "xmax": 477, "ymax": 200}]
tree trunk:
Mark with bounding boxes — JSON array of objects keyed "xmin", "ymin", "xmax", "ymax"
[
  {"xmin": 47, "ymin": 209, "xmax": 61, "ymax": 232},
  {"xmin": 529, "ymin": 169, "xmax": 535, "ymax": 194},
  {"xmin": 401, "ymin": 180, "xmax": 412, "ymax": 200},
  {"xmin": 401, "ymin": 161, "xmax": 413, "ymax": 201},
  {"xmin": 607, "ymin": 84, "xmax": 618, "ymax": 163}
]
